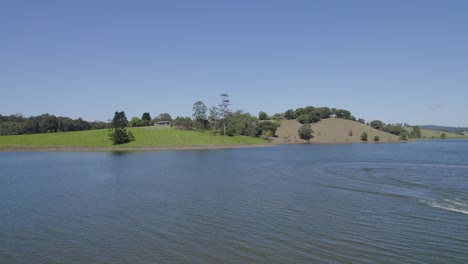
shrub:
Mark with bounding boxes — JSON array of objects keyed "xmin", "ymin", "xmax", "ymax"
[
  {"xmin": 361, "ymin": 132, "xmax": 368, "ymax": 141},
  {"xmin": 108, "ymin": 128, "xmax": 130, "ymax": 144},
  {"xmin": 374, "ymin": 135, "xmax": 380, "ymax": 142},
  {"xmin": 440, "ymin": 133, "xmax": 446, "ymax": 139},
  {"xmin": 259, "ymin": 121, "xmax": 278, "ymax": 136},
  {"xmin": 261, "ymin": 130, "xmax": 273, "ymax": 140},
  {"xmin": 298, "ymin": 124, "xmax": 314, "ymax": 141}
]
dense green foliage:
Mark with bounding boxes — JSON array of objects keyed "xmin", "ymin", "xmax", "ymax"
[
  {"xmin": 298, "ymin": 124, "xmax": 314, "ymax": 141},
  {"xmin": 108, "ymin": 111, "xmax": 132, "ymax": 144},
  {"xmin": 370, "ymin": 120, "xmax": 384, "ymax": 130},
  {"xmin": 153, "ymin": 113, "xmax": 172, "ymax": 123},
  {"xmin": 0, "ymin": 114, "xmax": 107, "ymax": 135},
  {"xmin": 192, "ymin": 101, "xmax": 208, "ymax": 130},
  {"xmin": 440, "ymin": 133, "xmax": 446, "ymax": 139},
  {"xmin": 258, "ymin": 111, "xmax": 268, "ymax": 120},
  {"xmin": 141, "ymin": 112, "xmax": 151, "ymax": 126},
  {"xmin": 374, "ymin": 135, "xmax": 380, "ymax": 142},
  {"xmin": 172, "ymin": 117, "xmax": 194, "ymax": 130},
  {"xmin": 361, "ymin": 132, "xmax": 368, "ymax": 141},
  {"xmin": 284, "ymin": 106, "xmax": 354, "ymax": 122},
  {"xmin": 410, "ymin": 126, "xmax": 422, "ymax": 138}
]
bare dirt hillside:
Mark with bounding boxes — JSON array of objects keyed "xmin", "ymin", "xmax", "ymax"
[{"xmin": 274, "ymin": 118, "xmax": 401, "ymax": 144}]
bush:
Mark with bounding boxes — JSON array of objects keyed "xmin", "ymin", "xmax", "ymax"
[
  {"xmin": 361, "ymin": 132, "xmax": 368, "ymax": 141},
  {"xmin": 108, "ymin": 128, "xmax": 130, "ymax": 144},
  {"xmin": 298, "ymin": 124, "xmax": 314, "ymax": 141},
  {"xmin": 374, "ymin": 135, "xmax": 380, "ymax": 142},
  {"xmin": 440, "ymin": 133, "xmax": 446, "ymax": 139},
  {"xmin": 173, "ymin": 117, "xmax": 193, "ymax": 130},
  {"xmin": 259, "ymin": 121, "xmax": 278, "ymax": 136},
  {"xmin": 225, "ymin": 126, "xmax": 236, "ymax": 136},
  {"xmin": 261, "ymin": 130, "xmax": 273, "ymax": 140}
]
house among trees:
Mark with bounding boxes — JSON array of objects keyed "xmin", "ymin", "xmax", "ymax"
[{"xmin": 154, "ymin": 121, "xmax": 170, "ymax": 126}]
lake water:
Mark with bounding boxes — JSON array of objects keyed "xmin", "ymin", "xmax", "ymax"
[{"xmin": 1, "ymin": 140, "xmax": 467, "ymax": 263}]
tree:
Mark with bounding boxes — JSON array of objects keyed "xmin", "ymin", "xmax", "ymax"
[
  {"xmin": 218, "ymin": 94, "xmax": 231, "ymax": 135},
  {"xmin": 297, "ymin": 114, "xmax": 311, "ymax": 124},
  {"xmin": 208, "ymin": 106, "xmax": 220, "ymax": 130},
  {"xmin": 284, "ymin": 109, "xmax": 296, "ymax": 120},
  {"xmin": 193, "ymin": 101, "xmax": 208, "ymax": 121},
  {"xmin": 130, "ymin": 117, "xmax": 141, "ymax": 127},
  {"xmin": 259, "ymin": 111, "xmax": 268, "ymax": 120},
  {"xmin": 316, "ymin": 107, "xmax": 332, "ymax": 119},
  {"xmin": 400, "ymin": 130, "xmax": 409, "ymax": 141},
  {"xmin": 440, "ymin": 133, "xmax": 447, "ymax": 139},
  {"xmin": 304, "ymin": 106, "xmax": 316, "ymax": 115},
  {"xmin": 141, "ymin": 112, "xmax": 151, "ymax": 126},
  {"xmin": 335, "ymin": 109, "xmax": 351, "ymax": 119},
  {"xmin": 374, "ymin": 135, "xmax": 380, "ymax": 142},
  {"xmin": 309, "ymin": 110, "xmax": 323, "ymax": 123},
  {"xmin": 108, "ymin": 111, "xmax": 132, "ymax": 144},
  {"xmin": 358, "ymin": 118, "xmax": 365, "ymax": 124},
  {"xmin": 361, "ymin": 132, "xmax": 368, "ymax": 141},
  {"xmin": 154, "ymin": 113, "xmax": 172, "ymax": 122},
  {"xmin": 259, "ymin": 121, "xmax": 278, "ymax": 136},
  {"xmin": 410, "ymin": 126, "xmax": 422, "ymax": 138},
  {"xmin": 295, "ymin": 108, "xmax": 305, "ymax": 117},
  {"xmin": 298, "ymin": 124, "xmax": 314, "ymax": 141},
  {"xmin": 370, "ymin": 120, "xmax": 384, "ymax": 130},
  {"xmin": 218, "ymin": 94, "xmax": 231, "ymax": 119},
  {"xmin": 172, "ymin": 116, "xmax": 193, "ymax": 130},
  {"xmin": 193, "ymin": 101, "xmax": 208, "ymax": 130}
]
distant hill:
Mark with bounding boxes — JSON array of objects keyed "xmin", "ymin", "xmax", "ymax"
[
  {"xmin": 274, "ymin": 118, "xmax": 401, "ymax": 144},
  {"xmin": 421, "ymin": 125, "xmax": 468, "ymax": 134}
]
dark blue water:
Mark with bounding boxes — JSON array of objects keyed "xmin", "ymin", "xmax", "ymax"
[{"xmin": 1, "ymin": 140, "xmax": 467, "ymax": 263}]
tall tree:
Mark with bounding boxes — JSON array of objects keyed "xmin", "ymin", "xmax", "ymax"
[
  {"xmin": 193, "ymin": 101, "xmax": 208, "ymax": 130},
  {"xmin": 218, "ymin": 94, "xmax": 231, "ymax": 135},
  {"xmin": 218, "ymin": 94, "xmax": 231, "ymax": 119},
  {"xmin": 108, "ymin": 111, "xmax": 132, "ymax": 144},
  {"xmin": 141, "ymin": 112, "xmax": 151, "ymax": 126},
  {"xmin": 192, "ymin": 101, "xmax": 208, "ymax": 121},
  {"xmin": 208, "ymin": 106, "xmax": 220, "ymax": 130}
]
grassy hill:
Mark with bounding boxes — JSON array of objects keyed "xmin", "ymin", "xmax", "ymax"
[
  {"xmin": 0, "ymin": 127, "xmax": 266, "ymax": 151},
  {"xmin": 275, "ymin": 118, "xmax": 401, "ymax": 144}
]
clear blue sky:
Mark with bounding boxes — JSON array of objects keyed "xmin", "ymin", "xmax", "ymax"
[{"xmin": 1, "ymin": 0, "xmax": 467, "ymax": 126}]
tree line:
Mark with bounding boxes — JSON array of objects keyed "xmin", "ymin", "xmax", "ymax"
[
  {"xmin": 171, "ymin": 94, "xmax": 279, "ymax": 140},
  {"xmin": 0, "ymin": 114, "xmax": 108, "ymax": 135}
]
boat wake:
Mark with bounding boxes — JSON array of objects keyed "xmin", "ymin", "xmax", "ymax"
[{"xmin": 420, "ymin": 198, "xmax": 468, "ymax": 215}]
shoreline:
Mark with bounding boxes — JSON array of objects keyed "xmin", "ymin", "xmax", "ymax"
[{"xmin": 0, "ymin": 144, "xmax": 276, "ymax": 152}]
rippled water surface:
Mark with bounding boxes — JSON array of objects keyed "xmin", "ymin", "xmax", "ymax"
[{"xmin": 1, "ymin": 140, "xmax": 467, "ymax": 263}]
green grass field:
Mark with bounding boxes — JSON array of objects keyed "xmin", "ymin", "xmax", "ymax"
[
  {"xmin": 419, "ymin": 129, "xmax": 467, "ymax": 139},
  {"xmin": 405, "ymin": 127, "xmax": 467, "ymax": 139},
  {"xmin": 0, "ymin": 127, "xmax": 266, "ymax": 150}
]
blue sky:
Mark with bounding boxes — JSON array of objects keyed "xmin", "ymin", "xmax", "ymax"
[{"xmin": 1, "ymin": 0, "xmax": 467, "ymax": 126}]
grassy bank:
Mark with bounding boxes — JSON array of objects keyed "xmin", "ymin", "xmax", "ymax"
[{"xmin": 0, "ymin": 127, "xmax": 267, "ymax": 151}]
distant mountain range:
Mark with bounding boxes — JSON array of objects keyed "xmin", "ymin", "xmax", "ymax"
[{"xmin": 421, "ymin": 125, "xmax": 468, "ymax": 134}]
